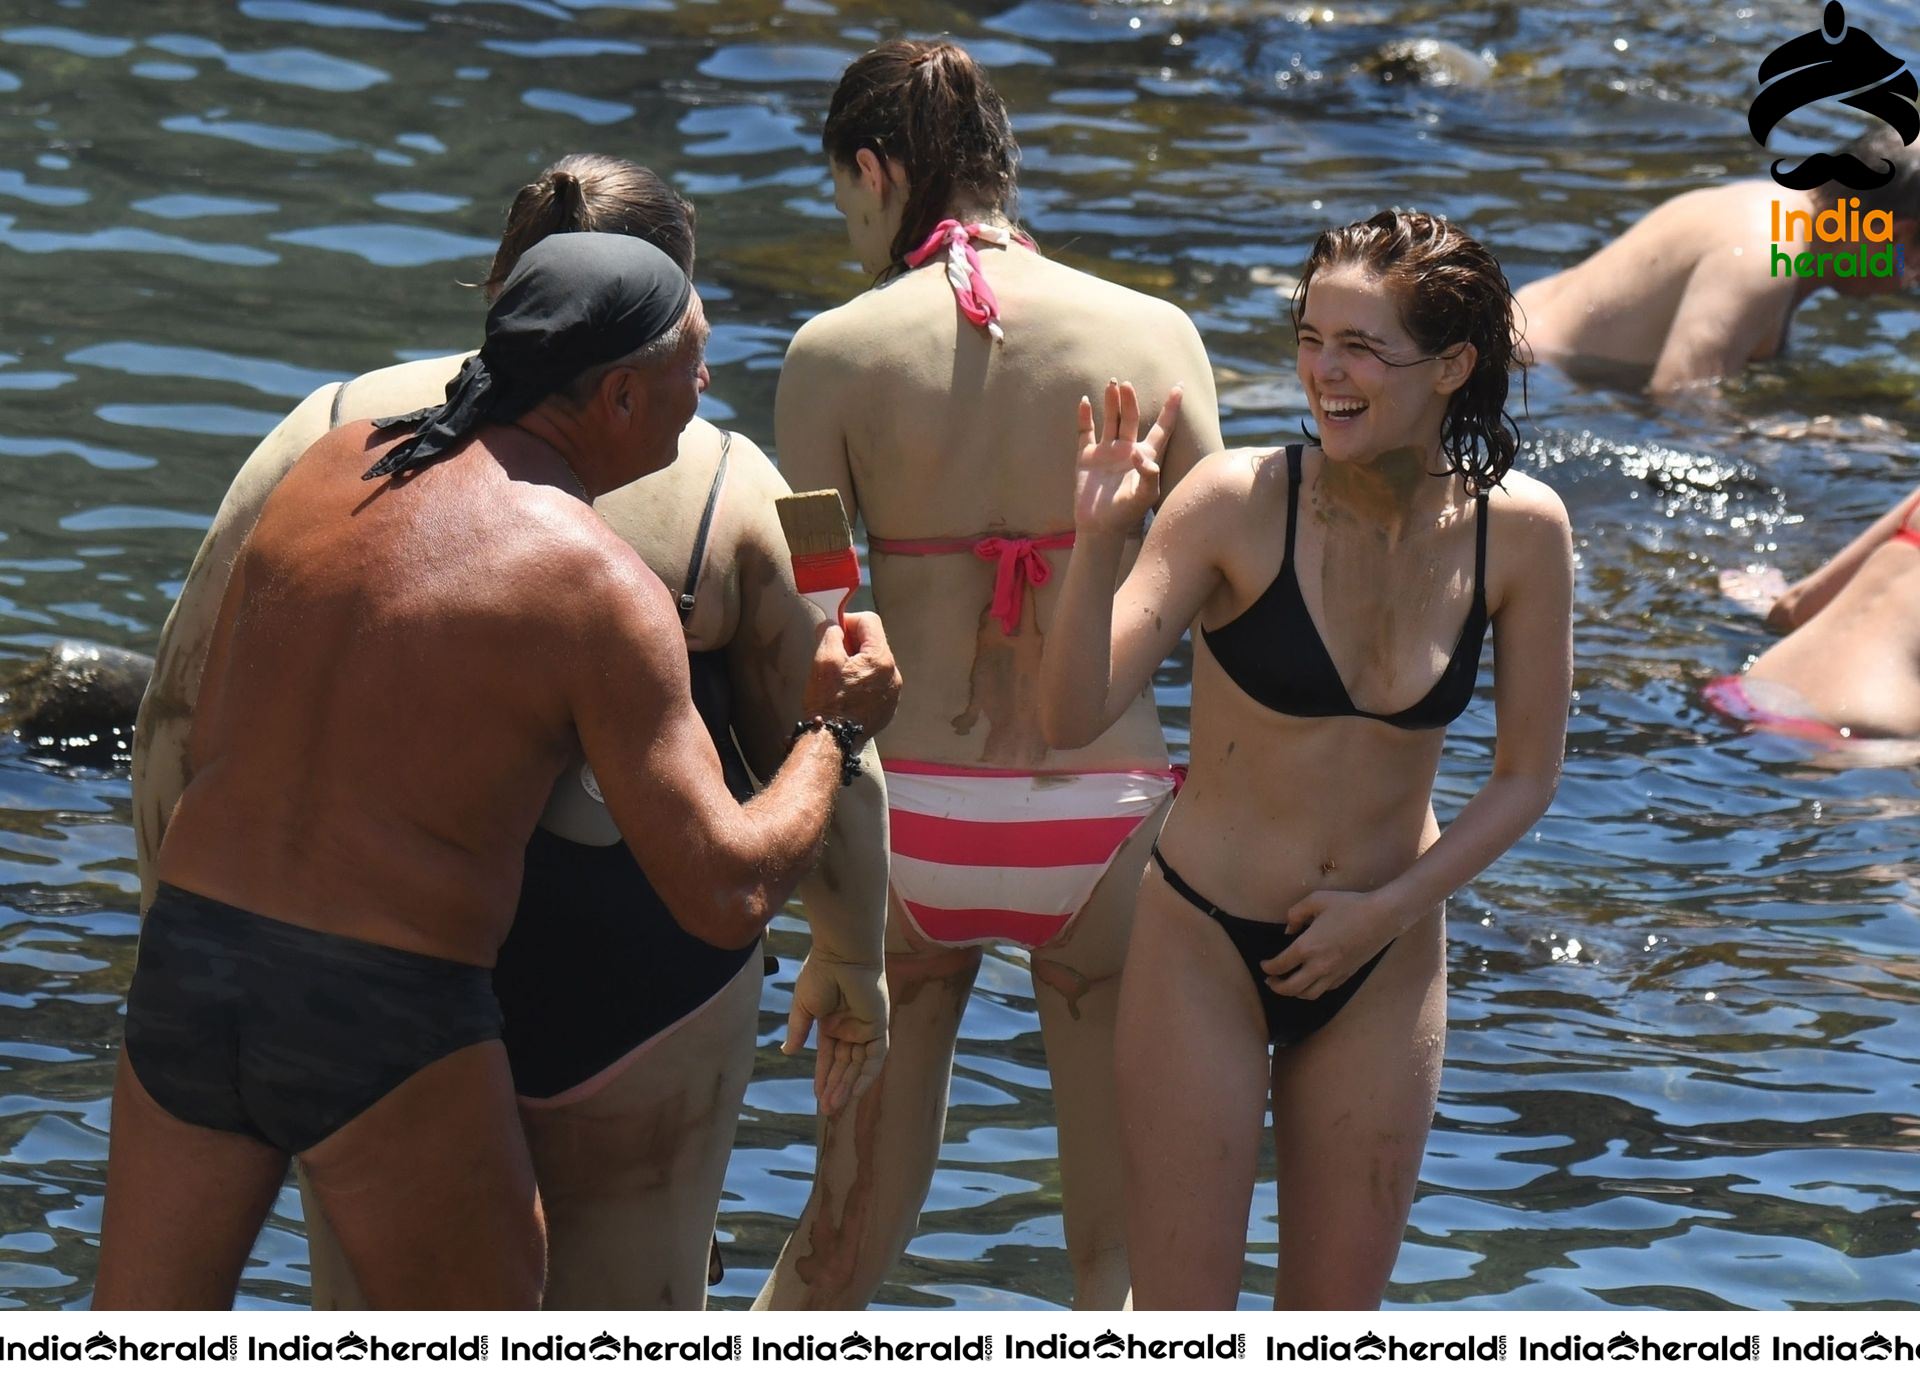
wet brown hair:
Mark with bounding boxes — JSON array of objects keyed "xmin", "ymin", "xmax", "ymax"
[
  {"xmin": 484, "ymin": 153, "xmax": 695, "ymax": 300},
  {"xmin": 822, "ymin": 39, "xmax": 1020, "ymax": 276},
  {"xmin": 1291, "ymin": 209, "xmax": 1523, "ymax": 494}
]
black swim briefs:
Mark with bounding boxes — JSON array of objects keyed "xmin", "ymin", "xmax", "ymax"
[{"xmin": 124, "ymin": 884, "xmax": 502, "ymax": 1153}]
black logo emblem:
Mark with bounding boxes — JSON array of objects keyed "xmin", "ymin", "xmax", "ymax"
[
  {"xmin": 84, "ymin": 1333, "xmax": 116, "ymax": 1360},
  {"xmin": 334, "ymin": 1332, "xmax": 368, "ymax": 1360},
  {"xmin": 839, "ymin": 1332, "xmax": 873, "ymax": 1360},
  {"xmin": 587, "ymin": 1333, "xmax": 620, "ymax": 1361},
  {"xmin": 1092, "ymin": 1330, "xmax": 1124, "ymax": 1360},
  {"xmin": 1354, "ymin": 1332, "xmax": 1387, "ymax": 1361},
  {"xmin": 1752, "ymin": 2, "xmax": 1919, "ymax": 189},
  {"xmin": 1606, "ymin": 1332, "xmax": 1639, "ymax": 1361},
  {"xmin": 1862, "ymin": 1333, "xmax": 1892, "ymax": 1361}
]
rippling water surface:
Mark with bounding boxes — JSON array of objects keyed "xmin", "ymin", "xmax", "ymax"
[{"xmin": 3, "ymin": 0, "xmax": 1918, "ymax": 1310}]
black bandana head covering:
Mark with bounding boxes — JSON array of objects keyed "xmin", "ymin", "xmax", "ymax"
[{"xmin": 364, "ymin": 231, "xmax": 695, "ymax": 481}]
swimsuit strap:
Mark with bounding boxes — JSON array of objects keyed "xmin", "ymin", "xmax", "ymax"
[
  {"xmin": 866, "ymin": 534, "xmax": 980, "ymax": 556},
  {"xmin": 1282, "ymin": 444, "xmax": 1303, "ymax": 574},
  {"xmin": 1472, "ymin": 487, "xmax": 1490, "ymax": 607},
  {"xmin": 901, "ymin": 219, "xmax": 1032, "ymax": 344},
  {"xmin": 1150, "ymin": 845, "xmax": 1266, "ymax": 928},
  {"xmin": 679, "ymin": 431, "xmax": 731, "ymax": 627},
  {"xmin": 868, "ymin": 530, "xmax": 1075, "ymax": 636}
]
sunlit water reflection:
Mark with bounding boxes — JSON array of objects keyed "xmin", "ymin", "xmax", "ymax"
[{"xmin": 2, "ymin": 0, "xmax": 1916, "ymax": 1310}]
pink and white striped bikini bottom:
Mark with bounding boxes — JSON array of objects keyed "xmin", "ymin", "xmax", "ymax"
[{"xmin": 882, "ymin": 759, "xmax": 1180, "ymax": 949}]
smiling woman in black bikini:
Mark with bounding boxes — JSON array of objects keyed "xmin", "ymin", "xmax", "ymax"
[{"xmin": 1042, "ymin": 210, "xmax": 1573, "ymax": 1309}]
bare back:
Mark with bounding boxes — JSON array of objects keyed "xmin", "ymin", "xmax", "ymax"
[
  {"xmin": 1517, "ymin": 181, "xmax": 1798, "ymax": 387},
  {"xmin": 136, "ymin": 356, "xmax": 768, "ymax": 900},
  {"xmin": 780, "ymin": 244, "xmax": 1222, "ymax": 768},
  {"xmin": 157, "ymin": 424, "xmax": 621, "ymax": 964}
]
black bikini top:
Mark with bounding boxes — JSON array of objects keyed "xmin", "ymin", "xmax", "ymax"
[{"xmin": 1201, "ymin": 445, "xmax": 1490, "ymax": 731}]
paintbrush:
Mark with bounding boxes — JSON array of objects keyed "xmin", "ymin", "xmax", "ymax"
[{"xmin": 775, "ymin": 489, "xmax": 862, "ymax": 626}]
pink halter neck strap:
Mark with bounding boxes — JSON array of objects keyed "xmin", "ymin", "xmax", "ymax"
[
  {"xmin": 868, "ymin": 531, "xmax": 1074, "ymax": 636},
  {"xmin": 902, "ymin": 219, "xmax": 1033, "ymax": 344}
]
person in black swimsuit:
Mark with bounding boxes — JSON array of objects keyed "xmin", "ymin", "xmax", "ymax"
[
  {"xmin": 1041, "ymin": 210, "xmax": 1572, "ymax": 1308},
  {"xmin": 496, "ymin": 435, "xmax": 760, "ymax": 1103}
]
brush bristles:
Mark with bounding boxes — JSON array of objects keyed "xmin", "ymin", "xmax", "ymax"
[{"xmin": 775, "ymin": 490, "xmax": 855, "ymax": 558}]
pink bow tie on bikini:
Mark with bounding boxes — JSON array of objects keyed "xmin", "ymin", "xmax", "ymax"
[
  {"xmin": 974, "ymin": 534, "xmax": 1073, "ymax": 636},
  {"xmin": 905, "ymin": 219, "xmax": 1019, "ymax": 343},
  {"xmin": 867, "ymin": 530, "xmax": 1076, "ymax": 636}
]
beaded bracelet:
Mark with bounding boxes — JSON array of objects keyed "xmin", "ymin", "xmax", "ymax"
[{"xmin": 789, "ymin": 715, "xmax": 865, "ymax": 786}]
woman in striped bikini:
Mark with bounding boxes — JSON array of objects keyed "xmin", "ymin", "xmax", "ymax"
[
  {"xmin": 759, "ymin": 40, "xmax": 1222, "ymax": 1308},
  {"xmin": 1710, "ymin": 481, "xmax": 1920, "ymax": 742}
]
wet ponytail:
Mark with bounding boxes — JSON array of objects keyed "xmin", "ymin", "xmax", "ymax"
[
  {"xmin": 483, "ymin": 153, "xmax": 696, "ymax": 299},
  {"xmin": 823, "ymin": 40, "xmax": 1020, "ymax": 277}
]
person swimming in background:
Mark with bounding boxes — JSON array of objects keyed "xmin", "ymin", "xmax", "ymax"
[
  {"xmin": 1710, "ymin": 478, "xmax": 1920, "ymax": 743},
  {"xmin": 1041, "ymin": 211, "xmax": 1572, "ymax": 1308},
  {"xmin": 1516, "ymin": 125, "xmax": 1920, "ymax": 396},
  {"xmin": 129, "ymin": 157, "xmax": 894, "ymax": 1309},
  {"xmin": 756, "ymin": 40, "xmax": 1223, "ymax": 1310}
]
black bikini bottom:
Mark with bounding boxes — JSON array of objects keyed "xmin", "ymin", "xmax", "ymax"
[
  {"xmin": 1149, "ymin": 846, "xmax": 1388, "ymax": 1047},
  {"xmin": 124, "ymin": 883, "xmax": 502, "ymax": 1153}
]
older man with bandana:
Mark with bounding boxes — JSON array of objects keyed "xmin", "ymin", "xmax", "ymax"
[{"xmin": 94, "ymin": 233, "xmax": 901, "ymax": 1310}]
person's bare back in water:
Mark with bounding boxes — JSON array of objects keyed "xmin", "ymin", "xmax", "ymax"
[{"xmin": 1518, "ymin": 129, "xmax": 1920, "ymax": 396}]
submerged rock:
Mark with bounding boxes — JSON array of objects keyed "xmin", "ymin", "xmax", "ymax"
[
  {"xmin": 1362, "ymin": 38, "xmax": 1495, "ymax": 88},
  {"xmin": 0, "ymin": 640, "xmax": 153, "ymax": 768}
]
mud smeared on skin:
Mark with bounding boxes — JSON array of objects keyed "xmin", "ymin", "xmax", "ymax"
[
  {"xmin": 885, "ymin": 938, "xmax": 982, "ymax": 996},
  {"xmin": 792, "ymin": 942, "xmax": 977, "ymax": 1300},
  {"xmin": 732, "ymin": 541, "xmax": 799, "ymax": 771},
  {"xmin": 1309, "ymin": 485, "xmax": 1467, "ymax": 709},
  {"xmin": 530, "ymin": 1086, "xmax": 692, "ymax": 1198},
  {"xmin": 815, "ymin": 838, "xmax": 841, "ymax": 892},
  {"xmin": 790, "ymin": 1065, "xmax": 886, "ymax": 1295},
  {"xmin": 523, "ymin": 1039, "xmax": 746, "ymax": 1309},
  {"xmin": 949, "ymin": 598, "xmax": 1049, "ymax": 764},
  {"xmin": 1034, "ymin": 956, "xmax": 1094, "ymax": 1022}
]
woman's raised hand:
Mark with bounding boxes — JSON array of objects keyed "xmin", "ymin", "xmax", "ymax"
[{"xmin": 1074, "ymin": 380, "xmax": 1182, "ymax": 535}]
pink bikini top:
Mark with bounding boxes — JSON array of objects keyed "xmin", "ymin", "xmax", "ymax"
[
  {"xmin": 874, "ymin": 220, "xmax": 1063, "ymax": 636},
  {"xmin": 868, "ymin": 532, "xmax": 1074, "ymax": 637},
  {"xmin": 902, "ymin": 218, "xmax": 1036, "ymax": 344}
]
